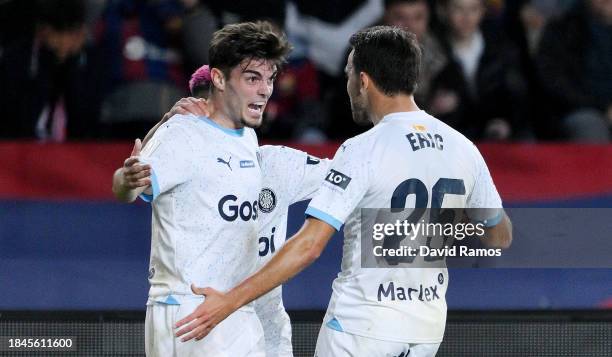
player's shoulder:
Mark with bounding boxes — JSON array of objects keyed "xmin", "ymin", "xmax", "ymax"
[
  {"xmin": 337, "ymin": 126, "xmax": 381, "ymax": 156},
  {"xmin": 166, "ymin": 113, "xmax": 200, "ymax": 126},
  {"xmin": 259, "ymin": 145, "xmax": 307, "ymax": 160},
  {"xmin": 258, "ymin": 145, "xmax": 310, "ymax": 174},
  {"xmin": 152, "ymin": 114, "xmax": 200, "ymax": 141},
  {"xmin": 424, "ymin": 112, "xmax": 481, "ymax": 157},
  {"xmin": 160, "ymin": 114, "xmax": 203, "ymax": 136}
]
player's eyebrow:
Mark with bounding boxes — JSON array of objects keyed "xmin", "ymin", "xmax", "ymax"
[
  {"xmin": 243, "ymin": 69, "xmax": 263, "ymax": 78},
  {"xmin": 244, "ymin": 69, "xmax": 278, "ymax": 81}
]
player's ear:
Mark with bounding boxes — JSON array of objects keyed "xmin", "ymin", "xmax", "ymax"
[
  {"xmin": 211, "ymin": 68, "xmax": 225, "ymax": 91},
  {"xmin": 359, "ymin": 72, "xmax": 370, "ymax": 93}
]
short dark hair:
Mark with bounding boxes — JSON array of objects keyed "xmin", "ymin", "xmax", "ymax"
[
  {"xmin": 209, "ymin": 21, "xmax": 292, "ymax": 78},
  {"xmin": 349, "ymin": 26, "xmax": 421, "ymax": 96},
  {"xmin": 36, "ymin": 0, "xmax": 85, "ymax": 31}
]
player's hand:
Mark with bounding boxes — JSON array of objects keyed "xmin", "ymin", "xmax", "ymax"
[
  {"xmin": 162, "ymin": 97, "xmax": 209, "ymax": 122},
  {"xmin": 121, "ymin": 139, "xmax": 151, "ymax": 189},
  {"xmin": 174, "ymin": 285, "xmax": 237, "ymax": 342}
]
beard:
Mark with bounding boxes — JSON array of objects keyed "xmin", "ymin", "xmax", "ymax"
[{"xmin": 350, "ymin": 101, "xmax": 370, "ymax": 125}]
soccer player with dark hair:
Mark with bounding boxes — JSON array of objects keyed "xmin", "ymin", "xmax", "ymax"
[
  {"xmin": 135, "ymin": 63, "xmax": 332, "ymax": 357},
  {"xmin": 112, "ymin": 21, "xmax": 290, "ymax": 356},
  {"xmin": 175, "ymin": 26, "xmax": 512, "ymax": 356}
]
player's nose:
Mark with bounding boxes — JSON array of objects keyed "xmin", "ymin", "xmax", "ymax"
[{"xmin": 257, "ymin": 81, "xmax": 273, "ymax": 98}]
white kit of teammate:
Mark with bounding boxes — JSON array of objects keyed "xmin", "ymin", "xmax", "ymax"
[
  {"xmin": 306, "ymin": 111, "xmax": 503, "ymax": 355},
  {"xmin": 255, "ymin": 145, "xmax": 330, "ymax": 357},
  {"xmin": 139, "ymin": 114, "xmax": 264, "ymax": 356},
  {"xmin": 170, "ymin": 26, "xmax": 511, "ymax": 357}
]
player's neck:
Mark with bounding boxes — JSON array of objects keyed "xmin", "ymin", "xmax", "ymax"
[
  {"xmin": 370, "ymin": 93, "xmax": 420, "ymax": 126},
  {"xmin": 207, "ymin": 95, "xmax": 244, "ymax": 130}
]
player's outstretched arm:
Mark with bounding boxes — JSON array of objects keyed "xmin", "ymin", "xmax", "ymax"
[
  {"xmin": 174, "ymin": 218, "xmax": 336, "ymax": 341},
  {"xmin": 112, "ymin": 139, "xmax": 151, "ymax": 203},
  {"xmin": 481, "ymin": 211, "xmax": 512, "ymax": 249},
  {"xmin": 142, "ymin": 97, "xmax": 209, "ymax": 147}
]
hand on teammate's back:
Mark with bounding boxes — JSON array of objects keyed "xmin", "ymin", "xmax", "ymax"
[
  {"xmin": 120, "ymin": 139, "xmax": 152, "ymax": 189},
  {"xmin": 112, "ymin": 139, "xmax": 151, "ymax": 203},
  {"xmin": 174, "ymin": 285, "xmax": 233, "ymax": 342}
]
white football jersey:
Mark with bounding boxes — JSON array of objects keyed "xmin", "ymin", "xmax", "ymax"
[
  {"xmin": 139, "ymin": 114, "xmax": 261, "ymax": 305},
  {"xmin": 254, "ymin": 145, "xmax": 330, "ymax": 357},
  {"xmin": 306, "ymin": 111, "xmax": 502, "ymax": 343}
]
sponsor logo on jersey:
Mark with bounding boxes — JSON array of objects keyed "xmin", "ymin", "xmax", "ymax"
[
  {"xmin": 218, "ymin": 195, "xmax": 258, "ymax": 221},
  {"xmin": 259, "ymin": 188, "xmax": 277, "ymax": 213},
  {"xmin": 148, "ymin": 267, "xmax": 155, "ymax": 279},
  {"xmin": 438, "ymin": 273, "xmax": 444, "ymax": 284},
  {"xmin": 377, "ymin": 281, "xmax": 441, "ymax": 302},
  {"xmin": 307, "ymin": 156, "xmax": 320, "ymax": 165},
  {"xmin": 325, "ymin": 169, "xmax": 351, "ymax": 189},
  {"xmin": 259, "ymin": 227, "xmax": 276, "ymax": 257},
  {"xmin": 217, "ymin": 156, "xmax": 232, "ymax": 171},
  {"xmin": 240, "ymin": 160, "xmax": 255, "ymax": 168},
  {"xmin": 412, "ymin": 124, "xmax": 427, "ymax": 131}
]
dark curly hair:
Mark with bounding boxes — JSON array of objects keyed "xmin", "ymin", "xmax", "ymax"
[{"xmin": 209, "ymin": 21, "xmax": 292, "ymax": 78}]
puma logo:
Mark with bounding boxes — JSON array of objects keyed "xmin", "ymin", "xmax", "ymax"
[{"xmin": 217, "ymin": 156, "xmax": 232, "ymax": 171}]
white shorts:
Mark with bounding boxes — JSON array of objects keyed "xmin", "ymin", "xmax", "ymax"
[
  {"xmin": 145, "ymin": 299, "xmax": 265, "ymax": 357},
  {"xmin": 314, "ymin": 323, "xmax": 440, "ymax": 357}
]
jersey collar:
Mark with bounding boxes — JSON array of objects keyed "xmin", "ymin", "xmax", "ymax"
[
  {"xmin": 380, "ymin": 111, "xmax": 426, "ymax": 123},
  {"xmin": 198, "ymin": 116, "xmax": 245, "ymax": 137}
]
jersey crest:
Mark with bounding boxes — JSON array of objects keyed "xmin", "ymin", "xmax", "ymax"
[{"xmin": 259, "ymin": 188, "xmax": 277, "ymax": 213}]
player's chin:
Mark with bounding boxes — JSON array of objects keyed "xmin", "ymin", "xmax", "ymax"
[{"xmin": 241, "ymin": 115, "xmax": 263, "ymax": 129}]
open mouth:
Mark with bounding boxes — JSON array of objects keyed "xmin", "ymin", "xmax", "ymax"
[{"xmin": 247, "ymin": 102, "xmax": 265, "ymax": 116}]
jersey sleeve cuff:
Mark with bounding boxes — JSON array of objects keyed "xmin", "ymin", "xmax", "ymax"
[
  {"xmin": 138, "ymin": 169, "xmax": 160, "ymax": 203},
  {"xmin": 305, "ymin": 206, "xmax": 343, "ymax": 231},
  {"xmin": 479, "ymin": 210, "xmax": 503, "ymax": 227}
]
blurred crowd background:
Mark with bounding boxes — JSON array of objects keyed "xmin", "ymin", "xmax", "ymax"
[{"xmin": 0, "ymin": 0, "xmax": 610, "ymax": 143}]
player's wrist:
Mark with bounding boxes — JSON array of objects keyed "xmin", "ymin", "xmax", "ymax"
[{"xmin": 227, "ymin": 288, "xmax": 248, "ymax": 311}]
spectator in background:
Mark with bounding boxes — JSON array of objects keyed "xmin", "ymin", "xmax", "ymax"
[
  {"xmin": 94, "ymin": 0, "xmax": 196, "ymax": 139},
  {"xmin": 429, "ymin": 0, "xmax": 530, "ymax": 141},
  {"xmin": 178, "ymin": 0, "xmax": 218, "ymax": 72},
  {"xmin": 0, "ymin": 0, "xmax": 102, "ymax": 140},
  {"xmin": 259, "ymin": 50, "xmax": 325, "ymax": 142},
  {"xmin": 504, "ymin": 0, "xmax": 575, "ymax": 139},
  {"xmin": 286, "ymin": 0, "xmax": 384, "ymax": 140},
  {"xmin": 256, "ymin": 21, "xmax": 325, "ymax": 142},
  {"xmin": 207, "ymin": 0, "xmax": 286, "ymax": 27},
  {"xmin": 536, "ymin": 0, "xmax": 612, "ymax": 142},
  {"xmin": 382, "ymin": 0, "xmax": 447, "ymax": 109},
  {"xmin": 0, "ymin": 0, "xmax": 37, "ymax": 50}
]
